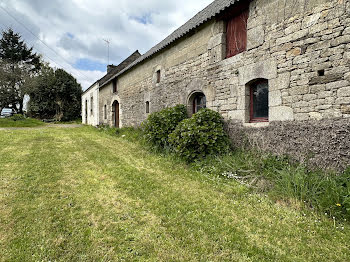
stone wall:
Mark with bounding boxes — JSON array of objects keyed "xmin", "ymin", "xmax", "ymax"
[
  {"xmin": 227, "ymin": 118, "xmax": 350, "ymax": 171},
  {"xmin": 209, "ymin": 0, "xmax": 350, "ymax": 122},
  {"xmin": 110, "ymin": 0, "xmax": 350, "ymax": 126},
  {"xmin": 99, "ymin": 0, "xmax": 350, "ymax": 170}
]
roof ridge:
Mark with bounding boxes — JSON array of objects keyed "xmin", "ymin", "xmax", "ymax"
[{"xmin": 99, "ymin": 0, "xmax": 239, "ymax": 88}]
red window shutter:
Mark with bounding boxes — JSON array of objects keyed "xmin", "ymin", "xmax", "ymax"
[{"xmin": 226, "ymin": 9, "xmax": 249, "ymax": 58}]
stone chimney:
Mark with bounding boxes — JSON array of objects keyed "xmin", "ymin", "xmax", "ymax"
[{"xmin": 107, "ymin": 65, "xmax": 117, "ymax": 73}]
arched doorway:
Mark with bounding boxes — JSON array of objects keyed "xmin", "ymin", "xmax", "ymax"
[
  {"xmin": 112, "ymin": 101, "xmax": 120, "ymax": 128},
  {"xmin": 188, "ymin": 92, "xmax": 206, "ymax": 115}
]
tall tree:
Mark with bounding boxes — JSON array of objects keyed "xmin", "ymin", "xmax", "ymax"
[
  {"xmin": 26, "ymin": 64, "xmax": 57, "ymax": 119},
  {"xmin": 28, "ymin": 66, "xmax": 82, "ymax": 121},
  {"xmin": 54, "ymin": 69, "xmax": 82, "ymax": 121},
  {"xmin": 0, "ymin": 28, "xmax": 41, "ymax": 113}
]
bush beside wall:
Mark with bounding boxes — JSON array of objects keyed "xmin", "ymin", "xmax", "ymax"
[
  {"xmin": 169, "ymin": 108, "xmax": 230, "ymax": 161},
  {"xmin": 142, "ymin": 105, "xmax": 188, "ymax": 149}
]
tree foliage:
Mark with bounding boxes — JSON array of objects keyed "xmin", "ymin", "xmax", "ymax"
[
  {"xmin": 28, "ymin": 65, "xmax": 82, "ymax": 121},
  {"xmin": 0, "ymin": 28, "xmax": 41, "ymax": 113}
]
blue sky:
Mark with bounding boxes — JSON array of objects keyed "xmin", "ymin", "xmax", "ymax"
[
  {"xmin": 75, "ymin": 58, "xmax": 107, "ymax": 72},
  {"xmin": 130, "ymin": 13, "xmax": 153, "ymax": 25},
  {"xmin": 0, "ymin": 0, "xmax": 213, "ymax": 89}
]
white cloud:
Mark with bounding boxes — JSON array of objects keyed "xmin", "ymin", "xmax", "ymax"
[{"xmin": 0, "ymin": 0, "xmax": 213, "ymax": 90}]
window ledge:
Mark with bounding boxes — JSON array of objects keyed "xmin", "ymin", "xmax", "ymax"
[{"xmin": 243, "ymin": 122, "xmax": 269, "ymax": 128}]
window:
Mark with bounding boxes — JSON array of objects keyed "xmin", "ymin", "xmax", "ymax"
[
  {"xmin": 318, "ymin": 69, "xmax": 325, "ymax": 76},
  {"xmin": 85, "ymin": 100, "xmax": 88, "ymax": 121},
  {"xmin": 90, "ymin": 97, "xmax": 93, "ymax": 115},
  {"xmin": 156, "ymin": 70, "xmax": 161, "ymax": 83},
  {"xmin": 192, "ymin": 93, "xmax": 206, "ymax": 114},
  {"xmin": 250, "ymin": 80, "xmax": 269, "ymax": 122},
  {"xmin": 226, "ymin": 9, "xmax": 249, "ymax": 58},
  {"xmin": 113, "ymin": 78, "xmax": 117, "ymax": 93},
  {"xmin": 104, "ymin": 105, "xmax": 107, "ymax": 120},
  {"xmin": 146, "ymin": 101, "xmax": 150, "ymax": 114}
]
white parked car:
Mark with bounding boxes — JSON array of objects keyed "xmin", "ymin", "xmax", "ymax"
[{"xmin": 0, "ymin": 108, "xmax": 16, "ymax": 118}]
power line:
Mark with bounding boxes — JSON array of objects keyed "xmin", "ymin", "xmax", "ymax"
[
  {"xmin": 0, "ymin": 22, "xmax": 79, "ymax": 78},
  {"xmin": 0, "ymin": 5, "xmax": 93, "ymax": 82}
]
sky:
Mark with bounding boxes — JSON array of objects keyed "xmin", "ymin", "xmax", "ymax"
[{"xmin": 0, "ymin": 0, "xmax": 213, "ymax": 90}]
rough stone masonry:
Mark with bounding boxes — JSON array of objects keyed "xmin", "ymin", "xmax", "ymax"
[{"xmin": 92, "ymin": 0, "xmax": 350, "ymax": 171}]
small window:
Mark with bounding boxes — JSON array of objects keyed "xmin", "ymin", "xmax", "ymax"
[
  {"xmin": 250, "ymin": 80, "xmax": 269, "ymax": 122},
  {"xmin": 113, "ymin": 78, "xmax": 117, "ymax": 93},
  {"xmin": 156, "ymin": 70, "xmax": 161, "ymax": 83},
  {"xmin": 226, "ymin": 9, "xmax": 249, "ymax": 58},
  {"xmin": 192, "ymin": 93, "xmax": 206, "ymax": 114},
  {"xmin": 90, "ymin": 97, "xmax": 93, "ymax": 115},
  {"xmin": 146, "ymin": 101, "xmax": 150, "ymax": 114},
  {"xmin": 104, "ymin": 105, "xmax": 107, "ymax": 120},
  {"xmin": 318, "ymin": 69, "xmax": 325, "ymax": 76},
  {"xmin": 85, "ymin": 100, "xmax": 88, "ymax": 120}
]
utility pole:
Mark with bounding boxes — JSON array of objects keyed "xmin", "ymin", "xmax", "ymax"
[{"xmin": 103, "ymin": 39, "xmax": 110, "ymax": 65}]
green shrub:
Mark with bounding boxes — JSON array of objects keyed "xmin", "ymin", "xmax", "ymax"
[
  {"xmin": 169, "ymin": 108, "xmax": 230, "ymax": 161},
  {"xmin": 11, "ymin": 114, "xmax": 25, "ymax": 121},
  {"xmin": 142, "ymin": 105, "xmax": 188, "ymax": 149}
]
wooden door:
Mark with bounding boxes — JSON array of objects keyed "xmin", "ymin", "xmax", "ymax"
[{"xmin": 114, "ymin": 101, "xmax": 119, "ymax": 128}]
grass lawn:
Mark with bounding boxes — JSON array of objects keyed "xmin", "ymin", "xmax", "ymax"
[
  {"xmin": 0, "ymin": 126, "xmax": 349, "ymax": 261},
  {"xmin": 0, "ymin": 117, "xmax": 44, "ymax": 128}
]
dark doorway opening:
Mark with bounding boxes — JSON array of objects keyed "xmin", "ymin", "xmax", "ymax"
[{"xmin": 112, "ymin": 101, "xmax": 120, "ymax": 128}]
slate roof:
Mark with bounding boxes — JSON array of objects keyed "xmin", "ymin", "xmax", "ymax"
[
  {"xmin": 99, "ymin": 0, "xmax": 240, "ymax": 88},
  {"xmin": 82, "ymin": 50, "xmax": 141, "ymax": 94},
  {"xmin": 98, "ymin": 50, "xmax": 141, "ymax": 87}
]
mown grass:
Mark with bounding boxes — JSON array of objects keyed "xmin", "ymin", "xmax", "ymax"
[
  {"xmin": 0, "ymin": 117, "xmax": 44, "ymax": 127},
  {"xmin": 1, "ymin": 126, "xmax": 350, "ymax": 261}
]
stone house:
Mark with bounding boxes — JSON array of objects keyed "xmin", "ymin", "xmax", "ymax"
[
  {"xmin": 83, "ymin": 0, "xmax": 350, "ymax": 170},
  {"xmin": 82, "ymin": 81, "xmax": 99, "ymax": 126},
  {"xmin": 81, "ymin": 51, "xmax": 141, "ymax": 126}
]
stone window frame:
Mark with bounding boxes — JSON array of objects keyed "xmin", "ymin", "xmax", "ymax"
[
  {"xmin": 207, "ymin": 1, "xmax": 250, "ymax": 64},
  {"xmin": 104, "ymin": 104, "xmax": 107, "ymax": 120},
  {"xmin": 232, "ymin": 59, "xmax": 294, "ymax": 126},
  {"xmin": 153, "ymin": 65, "xmax": 163, "ymax": 87},
  {"xmin": 183, "ymin": 79, "xmax": 214, "ymax": 116},
  {"xmin": 187, "ymin": 91, "xmax": 207, "ymax": 116}
]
